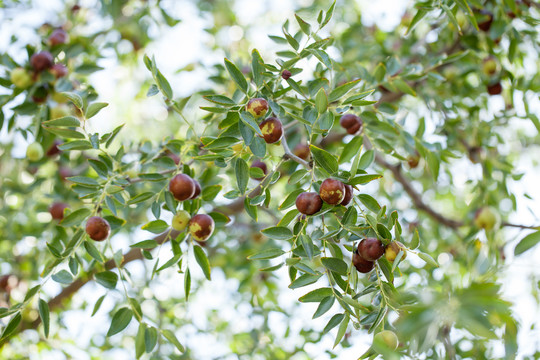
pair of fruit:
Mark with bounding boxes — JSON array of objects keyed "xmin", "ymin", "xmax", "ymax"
[
  {"xmin": 171, "ymin": 211, "xmax": 215, "ymax": 241},
  {"xmin": 295, "ymin": 179, "xmax": 353, "ymax": 215},
  {"xmin": 340, "ymin": 114, "xmax": 363, "ymax": 135},
  {"xmin": 246, "ymin": 98, "xmax": 284, "ymax": 144},
  {"xmin": 29, "ymin": 51, "xmax": 68, "ymax": 78},
  {"xmin": 353, "ymin": 238, "xmax": 407, "ymax": 273},
  {"xmin": 169, "ymin": 174, "xmax": 201, "ymax": 201}
]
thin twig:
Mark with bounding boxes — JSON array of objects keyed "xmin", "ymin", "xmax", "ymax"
[{"xmin": 281, "ymin": 133, "xmax": 311, "ymax": 169}]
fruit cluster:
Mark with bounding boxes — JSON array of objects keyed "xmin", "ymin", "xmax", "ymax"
[{"xmin": 295, "ymin": 178, "xmax": 353, "ymax": 215}]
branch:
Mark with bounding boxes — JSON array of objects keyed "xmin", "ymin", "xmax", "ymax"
[
  {"xmin": 502, "ymin": 223, "xmax": 540, "ymax": 230},
  {"xmin": 281, "ymin": 132, "xmax": 311, "ymax": 169},
  {"xmin": 375, "ymin": 154, "xmax": 464, "ymax": 229}
]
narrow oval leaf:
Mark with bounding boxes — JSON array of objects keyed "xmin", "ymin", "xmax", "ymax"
[
  {"xmin": 261, "ymin": 226, "xmax": 293, "ymax": 240},
  {"xmin": 193, "ymin": 245, "xmax": 212, "ymax": 280}
]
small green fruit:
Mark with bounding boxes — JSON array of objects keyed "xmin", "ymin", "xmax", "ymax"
[
  {"xmin": 172, "ymin": 210, "xmax": 191, "ymax": 231},
  {"xmin": 10, "ymin": 68, "xmax": 33, "ymax": 89},
  {"xmin": 474, "ymin": 207, "xmax": 499, "ymax": 230},
  {"xmin": 373, "ymin": 330, "xmax": 399, "ymax": 352},
  {"xmin": 482, "ymin": 57, "xmax": 498, "ymax": 76},
  {"xmin": 26, "ymin": 142, "xmax": 44, "ymax": 161}
]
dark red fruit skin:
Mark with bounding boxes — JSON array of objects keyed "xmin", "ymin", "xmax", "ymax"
[
  {"xmin": 358, "ymin": 238, "xmax": 385, "ymax": 261},
  {"xmin": 169, "ymin": 174, "xmax": 196, "ymax": 201},
  {"xmin": 293, "ymin": 144, "xmax": 310, "ymax": 160},
  {"xmin": 46, "ymin": 140, "xmax": 62, "ymax": 157},
  {"xmin": 259, "ymin": 117, "xmax": 283, "ymax": 144},
  {"xmin": 281, "ymin": 70, "xmax": 292, "ymax": 80},
  {"xmin": 340, "ymin": 184, "xmax": 353, "ymax": 206},
  {"xmin": 407, "ymin": 156, "xmax": 420, "ymax": 168},
  {"xmin": 49, "ymin": 202, "xmax": 68, "ymax": 220},
  {"xmin": 30, "ymin": 51, "xmax": 54, "ymax": 72},
  {"xmin": 339, "ymin": 114, "xmax": 363, "ymax": 134},
  {"xmin": 478, "ymin": 11, "xmax": 493, "ymax": 32},
  {"xmin": 50, "ymin": 64, "xmax": 68, "ymax": 78},
  {"xmin": 295, "ymin": 192, "xmax": 323, "ymax": 215},
  {"xmin": 49, "ymin": 28, "xmax": 68, "ymax": 46},
  {"xmin": 319, "ymin": 178, "xmax": 346, "ymax": 205},
  {"xmin": 189, "ymin": 214, "xmax": 215, "ymax": 241},
  {"xmin": 487, "ymin": 82, "xmax": 502, "ymax": 95},
  {"xmin": 190, "ymin": 180, "xmax": 202, "ymax": 199},
  {"xmin": 353, "ymin": 251, "xmax": 375, "ymax": 273},
  {"xmin": 246, "ymin": 98, "xmax": 269, "ymax": 117},
  {"xmin": 251, "ymin": 160, "xmax": 268, "ymax": 180},
  {"xmin": 85, "ymin": 216, "xmax": 111, "ymax": 241}
]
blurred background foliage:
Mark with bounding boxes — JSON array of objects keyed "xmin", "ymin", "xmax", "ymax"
[{"xmin": 0, "ymin": 0, "xmax": 540, "ymax": 359}]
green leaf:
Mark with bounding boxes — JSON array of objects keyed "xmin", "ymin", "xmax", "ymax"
[
  {"xmin": 410, "ymin": 229, "xmax": 420, "ymax": 250},
  {"xmin": 321, "ymin": 257, "xmax": 348, "ymax": 276},
  {"xmin": 454, "ymin": 0, "xmax": 479, "ymax": 30},
  {"xmin": 130, "ymin": 240, "xmax": 159, "ymax": 249},
  {"xmin": 251, "ymin": 49, "xmax": 264, "ymax": 87},
  {"xmin": 339, "ymin": 135, "xmax": 363, "ymax": 164},
  {"xmin": 203, "ymin": 95, "xmax": 236, "ymax": 106},
  {"xmin": 67, "ymin": 176, "xmax": 99, "ymax": 186},
  {"xmin": 514, "ymin": 230, "xmax": 540, "ymax": 255},
  {"xmin": 95, "ymin": 271, "xmax": 118, "ymax": 289},
  {"xmin": 315, "ymin": 88, "xmax": 328, "ymax": 113},
  {"xmin": 60, "ymin": 208, "xmax": 91, "ymax": 227},
  {"xmin": 184, "ymin": 268, "xmax": 191, "ymax": 301},
  {"xmin": 289, "ymin": 273, "xmax": 322, "ymax": 289},
  {"xmin": 406, "ymin": 9, "xmax": 427, "ymax": 35},
  {"xmin": 235, "ymin": 158, "xmax": 249, "ymax": 195},
  {"xmin": 300, "ymin": 235, "xmax": 315, "ymax": 260},
  {"xmin": 107, "ymin": 308, "xmax": 133, "ymax": 337},
  {"xmin": 392, "ymin": 78, "xmax": 416, "ymax": 96},
  {"xmin": 43, "ymin": 126, "xmax": 86, "ymax": 139},
  {"xmin": 310, "ymin": 145, "xmax": 338, "ymax": 174},
  {"xmin": 261, "ymin": 226, "xmax": 293, "ymax": 240},
  {"xmin": 161, "ymin": 329, "xmax": 185, "ymax": 353},
  {"xmin": 42, "ymin": 116, "xmax": 80, "ymax": 127},
  {"xmin": 239, "ymin": 111, "xmax": 263, "ymax": 136},
  {"xmin": 141, "ymin": 220, "xmax": 168, "ymax": 234},
  {"xmin": 145, "ymin": 326, "xmax": 158, "ymax": 353},
  {"xmin": 358, "ymin": 194, "xmax": 381, "ymax": 213},
  {"xmin": 156, "ymin": 70, "xmax": 173, "ymax": 99},
  {"xmin": 52, "ymin": 270, "xmax": 73, "ymax": 284},
  {"xmin": 333, "ymin": 313, "xmax": 349, "ymax": 348},
  {"xmin": 323, "ymin": 313, "xmax": 345, "ymax": 334},
  {"xmin": 295, "ymin": 14, "xmax": 311, "ymax": 35},
  {"xmin": 202, "ymin": 185, "xmax": 221, "ymax": 201},
  {"xmin": 58, "ymin": 140, "xmax": 93, "ymax": 151},
  {"xmin": 418, "ymin": 252, "xmax": 439, "ymax": 267},
  {"xmin": 313, "ymin": 296, "xmax": 335, "ymax": 318},
  {"xmin": 85, "ymin": 102, "xmax": 109, "ymax": 119},
  {"xmin": 299, "ymin": 287, "xmax": 334, "ymax": 303},
  {"xmin": 1, "ymin": 312, "xmax": 21, "ymax": 339},
  {"xmin": 320, "ymin": 0, "xmax": 336, "ymax": 28},
  {"xmin": 136, "ymin": 323, "xmax": 147, "ymax": 359},
  {"xmin": 329, "ymin": 79, "xmax": 360, "ymax": 103},
  {"xmin": 38, "ymin": 299, "xmax": 50, "ymax": 338},
  {"xmin": 193, "ymin": 245, "xmax": 212, "ymax": 280},
  {"xmin": 60, "ymin": 92, "xmax": 83, "ymax": 109},
  {"xmin": 248, "ymin": 248, "xmax": 286, "ymax": 260},
  {"xmin": 358, "ymin": 149, "xmax": 375, "ymax": 170},
  {"xmin": 224, "ymin": 58, "xmax": 248, "ymax": 93},
  {"xmin": 91, "ymin": 295, "xmax": 106, "ymax": 317}
]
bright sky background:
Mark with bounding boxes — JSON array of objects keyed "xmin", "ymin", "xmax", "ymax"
[{"xmin": 1, "ymin": 0, "xmax": 540, "ymax": 359}]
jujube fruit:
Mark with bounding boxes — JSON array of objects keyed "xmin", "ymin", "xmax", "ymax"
[
  {"xmin": 30, "ymin": 51, "xmax": 54, "ymax": 72},
  {"xmin": 251, "ymin": 160, "xmax": 268, "ymax": 180},
  {"xmin": 482, "ymin": 57, "xmax": 497, "ymax": 76},
  {"xmin": 281, "ymin": 69, "xmax": 292, "ymax": 80},
  {"xmin": 169, "ymin": 174, "xmax": 196, "ymax": 201},
  {"xmin": 295, "ymin": 192, "xmax": 323, "ymax": 215},
  {"xmin": 293, "ymin": 143, "xmax": 310, "ymax": 160},
  {"xmin": 46, "ymin": 140, "xmax": 62, "ymax": 157},
  {"xmin": 189, "ymin": 214, "xmax": 215, "ymax": 241},
  {"xmin": 340, "ymin": 184, "xmax": 353, "ymax": 206},
  {"xmin": 246, "ymin": 98, "xmax": 269, "ymax": 118},
  {"xmin": 85, "ymin": 216, "xmax": 111, "ymax": 241},
  {"xmin": 49, "ymin": 28, "xmax": 69, "ymax": 46},
  {"xmin": 49, "ymin": 202, "xmax": 69, "ymax": 220},
  {"xmin": 259, "ymin": 117, "xmax": 283, "ymax": 144},
  {"xmin": 50, "ymin": 64, "xmax": 68, "ymax": 78},
  {"xmin": 171, "ymin": 210, "xmax": 191, "ymax": 231},
  {"xmin": 26, "ymin": 142, "xmax": 44, "ymax": 161},
  {"xmin": 10, "ymin": 68, "xmax": 33, "ymax": 89},
  {"xmin": 190, "ymin": 180, "xmax": 202, "ymax": 199},
  {"xmin": 339, "ymin": 114, "xmax": 363, "ymax": 135},
  {"xmin": 487, "ymin": 82, "xmax": 502, "ymax": 95},
  {"xmin": 474, "ymin": 207, "xmax": 498, "ymax": 230},
  {"xmin": 319, "ymin": 178, "xmax": 346, "ymax": 205},
  {"xmin": 373, "ymin": 330, "xmax": 399, "ymax": 352},
  {"xmin": 352, "ymin": 251, "xmax": 374, "ymax": 273},
  {"xmin": 478, "ymin": 10, "xmax": 493, "ymax": 32},
  {"xmin": 385, "ymin": 241, "xmax": 407, "ymax": 262},
  {"xmin": 358, "ymin": 237, "xmax": 385, "ymax": 261}
]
